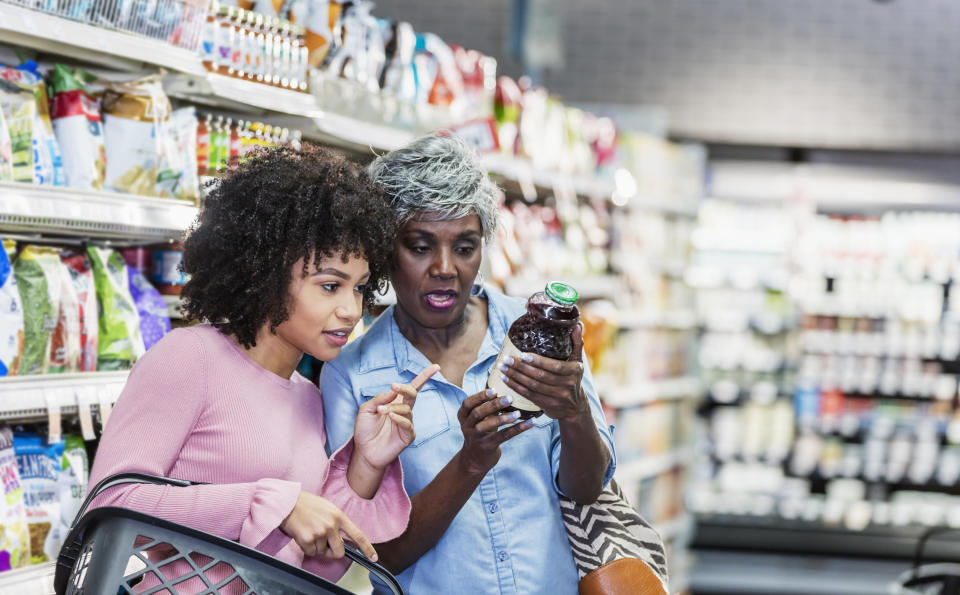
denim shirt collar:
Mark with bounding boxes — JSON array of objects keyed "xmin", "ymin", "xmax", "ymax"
[{"xmin": 358, "ymin": 285, "xmax": 509, "ymax": 380}]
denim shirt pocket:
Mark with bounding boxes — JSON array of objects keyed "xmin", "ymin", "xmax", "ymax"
[{"xmin": 360, "ymin": 385, "xmax": 451, "ymax": 447}]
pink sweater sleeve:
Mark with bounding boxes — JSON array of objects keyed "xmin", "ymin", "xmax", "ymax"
[
  {"xmin": 302, "ymin": 438, "xmax": 410, "ymax": 576},
  {"xmin": 87, "ymin": 329, "xmax": 301, "ymax": 552}
]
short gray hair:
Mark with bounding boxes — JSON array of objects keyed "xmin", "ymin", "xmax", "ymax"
[{"xmin": 368, "ymin": 132, "xmax": 498, "ymax": 241}]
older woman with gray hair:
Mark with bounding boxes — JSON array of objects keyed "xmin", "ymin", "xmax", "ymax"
[{"xmin": 321, "ymin": 132, "xmax": 615, "ymax": 594}]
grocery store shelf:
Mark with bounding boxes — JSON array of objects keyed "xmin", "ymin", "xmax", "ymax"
[
  {"xmin": 600, "ymin": 376, "xmax": 701, "ymax": 408},
  {"xmin": 503, "ymin": 275, "xmax": 623, "ymax": 301},
  {"xmin": 618, "ymin": 309, "xmax": 697, "ymax": 330},
  {"xmin": 0, "ymin": 3, "xmax": 205, "ymax": 75},
  {"xmin": 0, "ymin": 183, "xmax": 197, "ymax": 240},
  {"xmin": 0, "ymin": 560, "xmax": 55, "ymax": 592},
  {"xmin": 0, "ymin": 371, "xmax": 127, "ymax": 421},
  {"xmin": 616, "ymin": 447, "xmax": 695, "ymax": 482},
  {"xmin": 482, "ymin": 153, "xmax": 615, "ymax": 198}
]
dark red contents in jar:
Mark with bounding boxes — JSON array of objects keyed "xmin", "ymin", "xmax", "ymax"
[{"xmin": 507, "ymin": 292, "xmax": 580, "ymax": 361}]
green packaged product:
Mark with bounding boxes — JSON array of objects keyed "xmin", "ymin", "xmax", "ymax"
[
  {"xmin": 0, "ymin": 105, "xmax": 13, "ymax": 181},
  {"xmin": 58, "ymin": 435, "xmax": 88, "ymax": 540},
  {"xmin": 86, "ymin": 246, "xmax": 145, "ymax": 370},
  {"xmin": 13, "ymin": 246, "xmax": 61, "ymax": 375}
]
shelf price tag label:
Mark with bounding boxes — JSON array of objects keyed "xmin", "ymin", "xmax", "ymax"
[
  {"xmin": 44, "ymin": 389, "xmax": 64, "ymax": 445},
  {"xmin": 76, "ymin": 386, "xmax": 98, "ymax": 441},
  {"xmin": 97, "ymin": 385, "xmax": 116, "ymax": 430}
]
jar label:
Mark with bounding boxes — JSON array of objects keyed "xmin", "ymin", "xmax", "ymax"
[{"xmin": 488, "ymin": 335, "xmax": 541, "ymax": 413}]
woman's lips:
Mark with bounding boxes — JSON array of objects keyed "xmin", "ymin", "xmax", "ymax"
[
  {"xmin": 424, "ymin": 291, "xmax": 458, "ymax": 311},
  {"xmin": 323, "ymin": 330, "xmax": 350, "ymax": 347}
]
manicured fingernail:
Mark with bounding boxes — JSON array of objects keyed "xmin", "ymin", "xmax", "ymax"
[
  {"xmin": 486, "ymin": 388, "xmax": 496, "ymax": 397},
  {"xmin": 501, "ymin": 374, "xmax": 509, "ymax": 384},
  {"xmin": 500, "ymin": 395, "xmax": 513, "ymax": 406},
  {"xmin": 504, "ymin": 356, "xmax": 515, "ymax": 366},
  {"xmin": 521, "ymin": 353, "xmax": 534, "ymax": 362},
  {"xmin": 498, "ymin": 362, "xmax": 508, "ymax": 372},
  {"xmin": 377, "ymin": 406, "xmax": 389, "ymax": 414},
  {"xmin": 371, "ymin": 553, "xmax": 378, "ymax": 562},
  {"xmin": 506, "ymin": 410, "xmax": 521, "ymax": 421}
]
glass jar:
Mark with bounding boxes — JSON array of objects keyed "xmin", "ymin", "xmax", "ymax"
[{"xmin": 488, "ymin": 282, "xmax": 580, "ymax": 419}]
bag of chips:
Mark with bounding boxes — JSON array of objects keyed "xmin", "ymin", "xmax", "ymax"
[
  {"xmin": 0, "ymin": 426, "xmax": 29, "ymax": 571},
  {"xmin": 0, "ymin": 239, "xmax": 24, "ymax": 376},
  {"xmin": 51, "ymin": 259, "xmax": 82, "ymax": 373},
  {"xmin": 102, "ymin": 76, "xmax": 180, "ymax": 198},
  {"xmin": 0, "ymin": 106, "xmax": 12, "ymax": 181},
  {"xmin": 87, "ymin": 246, "xmax": 145, "ymax": 370},
  {"xmin": 0, "ymin": 64, "xmax": 64, "ymax": 186},
  {"xmin": 50, "ymin": 64, "xmax": 105, "ymax": 190},
  {"xmin": 58, "ymin": 435, "xmax": 88, "ymax": 540},
  {"xmin": 128, "ymin": 265, "xmax": 171, "ymax": 351},
  {"xmin": 171, "ymin": 107, "xmax": 199, "ymax": 202},
  {"xmin": 62, "ymin": 251, "xmax": 99, "ymax": 372},
  {"xmin": 0, "ymin": 77, "xmax": 38, "ymax": 184},
  {"xmin": 14, "ymin": 245, "xmax": 61, "ymax": 375},
  {"xmin": 14, "ymin": 432, "xmax": 64, "ymax": 564}
]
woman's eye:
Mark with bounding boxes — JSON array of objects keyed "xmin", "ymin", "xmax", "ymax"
[
  {"xmin": 355, "ymin": 284, "xmax": 368, "ymax": 294},
  {"xmin": 321, "ymin": 283, "xmax": 339, "ymax": 293},
  {"xmin": 456, "ymin": 245, "xmax": 476, "ymax": 255},
  {"xmin": 409, "ymin": 245, "xmax": 430, "ymax": 254}
]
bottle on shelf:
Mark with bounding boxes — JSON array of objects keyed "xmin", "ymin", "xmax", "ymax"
[
  {"xmin": 229, "ymin": 9, "xmax": 247, "ymax": 78},
  {"xmin": 229, "ymin": 120, "xmax": 242, "ymax": 171},
  {"xmin": 197, "ymin": 113, "xmax": 211, "ymax": 177},
  {"xmin": 216, "ymin": 6, "xmax": 235, "ymax": 76},
  {"xmin": 201, "ymin": 3, "xmax": 220, "ymax": 72}
]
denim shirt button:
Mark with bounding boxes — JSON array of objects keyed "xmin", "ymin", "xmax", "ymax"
[
  {"xmin": 498, "ymin": 551, "xmax": 508, "ymax": 562},
  {"xmin": 488, "ymin": 502, "xmax": 499, "ymax": 514}
]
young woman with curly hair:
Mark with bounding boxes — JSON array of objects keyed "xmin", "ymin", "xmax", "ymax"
[{"xmin": 88, "ymin": 145, "xmax": 437, "ymax": 591}]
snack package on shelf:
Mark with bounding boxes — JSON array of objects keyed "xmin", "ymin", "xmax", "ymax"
[
  {"xmin": 0, "ymin": 240, "xmax": 24, "ymax": 376},
  {"xmin": 127, "ymin": 265, "xmax": 172, "ymax": 350},
  {"xmin": 87, "ymin": 246, "xmax": 146, "ymax": 371},
  {"xmin": 14, "ymin": 246, "xmax": 62, "ymax": 376},
  {"xmin": 172, "ymin": 107, "xmax": 200, "ymax": 202},
  {"xmin": 453, "ymin": 45, "xmax": 496, "ymax": 121},
  {"xmin": 304, "ymin": 0, "xmax": 343, "ymax": 68},
  {"xmin": 13, "ymin": 432, "xmax": 64, "ymax": 564},
  {"xmin": 49, "ymin": 65, "xmax": 105, "ymax": 191},
  {"xmin": 0, "ymin": 75, "xmax": 40, "ymax": 183},
  {"xmin": 0, "ymin": 426, "xmax": 30, "ymax": 572},
  {"xmin": 493, "ymin": 76, "xmax": 522, "ymax": 156},
  {"xmin": 379, "ymin": 20, "xmax": 417, "ymax": 102},
  {"xmin": 58, "ymin": 435, "xmax": 88, "ymax": 546},
  {"xmin": 102, "ymin": 76, "xmax": 180, "ymax": 198},
  {"xmin": 0, "ymin": 64, "xmax": 64, "ymax": 186},
  {"xmin": 0, "ymin": 105, "xmax": 12, "ymax": 181},
  {"xmin": 50, "ymin": 259, "xmax": 82, "ymax": 374},
  {"xmin": 61, "ymin": 251, "xmax": 99, "ymax": 372}
]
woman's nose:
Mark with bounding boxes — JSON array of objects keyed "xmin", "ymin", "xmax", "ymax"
[{"xmin": 429, "ymin": 248, "xmax": 455, "ymax": 278}]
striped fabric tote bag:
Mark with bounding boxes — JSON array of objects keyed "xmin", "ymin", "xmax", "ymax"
[{"xmin": 559, "ymin": 479, "xmax": 669, "ymax": 594}]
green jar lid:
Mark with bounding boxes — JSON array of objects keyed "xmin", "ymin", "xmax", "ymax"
[{"xmin": 545, "ymin": 281, "xmax": 578, "ymax": 305}]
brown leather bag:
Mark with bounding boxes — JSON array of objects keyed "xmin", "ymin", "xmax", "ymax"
[{"xmin": 579, "ymin": 558, "xmax": 668, "ymax": 595}]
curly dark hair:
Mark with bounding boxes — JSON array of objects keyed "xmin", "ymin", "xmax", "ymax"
[{"xmin": 180, "ymin": 144, "xmax": 395, "ymax": 348}]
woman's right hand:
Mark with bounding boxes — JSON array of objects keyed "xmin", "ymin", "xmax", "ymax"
[
  {"xmin": 457, "ymin": 389, "xmax": 536, "ymax": 476},
  {"xmin": 280, "ymin": 490, "xmax": 377, "ymax": 562}
]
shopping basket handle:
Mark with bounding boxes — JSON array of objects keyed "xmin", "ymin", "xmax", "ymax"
[{"xmin": 72, "ymin": 472, "xmax": 405, "ymax": 594}]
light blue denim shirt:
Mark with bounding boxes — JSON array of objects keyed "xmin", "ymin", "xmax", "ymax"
[{"xmin": 321, "ymin": 288, "xmax": 616, "ymax": 595}]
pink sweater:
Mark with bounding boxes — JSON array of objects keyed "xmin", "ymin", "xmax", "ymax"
[{"xmin": 88, "ymin": 325, "xmax": 410, "ymax": 590}]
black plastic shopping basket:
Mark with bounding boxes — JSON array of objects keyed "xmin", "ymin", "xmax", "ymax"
[{"xmin": 55, "ymin": 472, "xmax": 404, "ymax": 595}]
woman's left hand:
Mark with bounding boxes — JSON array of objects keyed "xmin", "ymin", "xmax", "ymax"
[
  {"xmin": 353, "ymin": 364, "xmax": 440, "ymax": 469},
  {"xmin": 499, "ymin": 324, "xmax": 590, "ymax": 422}
]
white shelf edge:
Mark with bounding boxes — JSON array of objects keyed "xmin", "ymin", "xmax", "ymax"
[
  {"xmin": 0, "ymin": 371, "xmax": 128, "ymax": 421},
  {"xmin": 0, "ymin": 560, "xmax": 55, "ymax": 588},
  {"xmin": 0, "ymin": 182, "xmax": 197, "ymax": 239},
  {"xmin": 615, "ymin": 447, "xmax": 695, "ymax": 482},
  {"xmin": 618, "ymin": 309, "xmax": 697, "ymax": 330},
  {"xmin": 503, "ymin": 275, "xmax": 622, "ymax": 301},
  {"xmin": 600, "ymin": 376, "xmax": 701, "ymax": 408}
]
